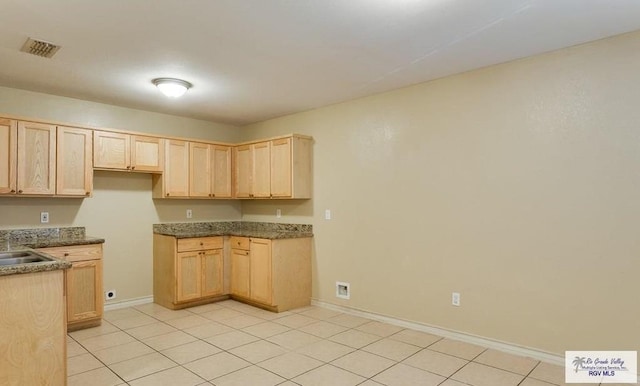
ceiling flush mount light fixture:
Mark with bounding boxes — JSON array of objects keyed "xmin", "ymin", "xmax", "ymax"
[{"xmin": 152, "ymin": 78, "xmax": 192, "ymax": 98}]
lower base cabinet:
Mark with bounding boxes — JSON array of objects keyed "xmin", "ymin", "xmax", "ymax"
[
  {"xmin": 154, "ymin": 234, "xmax": 312, "ymax": 312},
  {"xmin": 38, "ymin": 244, "xmax": 104, "ymax": 331},
  {"xmin": 0, "ymin": 270, "xmax": 66, "ymax": 386},
  {"xmin": 230, "ymin": 236, "xmax": 312, "ymax": 312},
  {"xmin": 154, "ymin": 235, "xmax": 227, "ymax": 309}
]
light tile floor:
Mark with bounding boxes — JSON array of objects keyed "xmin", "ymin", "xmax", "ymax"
[{"xmin": 66, "ymin": 300, "xmax": 600, "ymax": 386}]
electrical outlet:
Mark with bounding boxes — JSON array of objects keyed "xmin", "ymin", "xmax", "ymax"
[
  {"xmin": 276, "ymin": 209, "xmax": 281, "ymax": 218},
  {"xmin": 452, "ymin": 292, "xmax": 461, "ymax": 306},
  {"xmin": 336, "ymin": 281, "xmax": 350, "ymax": 299},
  {"xmin": 105, "ymin": 290, "xmax": 117, "ymax": 300},
  {"xmin": 40, "ymin": 212, "xmax": 49, "ymax": 223},
  {"xmin": 186, "ymin": 209, "xmax": 193, "ymax": 219},
  {"xmin": 325, "ymin": 209, "xmax": 331, "ymax": 220}
]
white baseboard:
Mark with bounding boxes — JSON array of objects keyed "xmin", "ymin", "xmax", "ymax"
[
  {"xmin": 104, "ymin": 296, "xmax": 154, "ymax": 311},
  {"xmin": 311, "ymin": 299, "xmax": 564, "ymax": 366}
]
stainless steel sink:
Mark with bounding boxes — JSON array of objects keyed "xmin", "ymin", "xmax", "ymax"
[{"xmin": 0, "ymin": 251, "xmax": 55, "ymax": 266}]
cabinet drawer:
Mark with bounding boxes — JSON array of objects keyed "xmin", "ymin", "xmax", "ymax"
[
  {"xmin": 229, "ymin": 236, "xmax": 250, "ymax": 250},
  {"xmin": 38, "ymin": 244, "xmax": 103, "ymax": 262},
  {"xmin": 177, "ymin": 237, "xmax": 223, "ymax": 252}
]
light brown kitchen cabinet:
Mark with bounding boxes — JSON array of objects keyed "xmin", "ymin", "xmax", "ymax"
[
  {"xmin": 154, "ymin": 235, "xmax": 225, "ymax": 309},
  {"xmin": 17, "ymin": 121, "xmax": 57, "ymax": 195},
  {"xmin": 1, "ymin": 119, "xmax": 94, "ymax": 197},
  {"xmin": 253, "ymin": 142, "xmax": 271, "ymax": 197},
  {"xmin": 230, "ymin": 245, "xmax": 250, "ymax": 298},
  {"xmin": 176, "ymin": 251, "xmax": 201, "ymax": 302},
  {"xmin": 234, "ymin": 144, "xmax": 252, "ymax": 198},
  {"xmin": 189, "ymin": 143, "xmax": 233, "ymax": 198},
  {"xmin": 94, "ymin": 130, "xmax": 164, "ymax": 172},
  {"xmin": 212, "ymin": 145, "xmax": 233, "ymax": 198},
  {"xmin": 152, "ymin": 139, "xmax": 189, "ymax": 198},
  {"xmin": 189, "ymin": 142, "xmax": 210, "ymax": 198},
  {"xmin": 0, "ymin": 118, "xmax": 17, "ymax": 194},
  {"xmin": 249, "ymin": 238, "xmax": 272, "ymax": 305},
  {"xmin": 175, "ymin": 243, "xmax": 223, "ymax": 302},
  {"xmin": 234, "ymin": 135, "xmax": 312, "ymax": 199},
  {"xmin": 37, "ymin": 244, "xmax": 104, "ymax": 331},
  {"xmin": 57, "ymin": 126, "xmax": 93, "ymax": 196},
  {"xmin": 0, "ymin": 270, "xmax": 66, "ymax": 385},
  {"xmin": 229, "ymin": 236, "xmax": 311, "ymax": 311},
  {"xmin": 202, "ymin": 249, "xmax": 224, "ymax": 297},
  {"xmin": 234, "ymin": 141, "xmax": 270, "ymax": 198}
]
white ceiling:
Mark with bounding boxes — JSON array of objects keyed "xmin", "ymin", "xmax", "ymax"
[{"xmin": 0, "ymin": 0, "xmax": 639, "ymax": 126}]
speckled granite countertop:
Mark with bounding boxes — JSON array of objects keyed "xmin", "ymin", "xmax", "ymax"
[
  {"xmin": 0, "ymin": 227, "xmax": 104, "ymax": 277},
  {"xmin": 153, "ymin": 221, "xmax": 313, "ymax": 239}
]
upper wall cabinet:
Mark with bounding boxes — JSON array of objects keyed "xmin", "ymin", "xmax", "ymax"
[
  {"xmin": 93, "ymin": 130, "xmax": 164, "ymax": 173},
  {"xmin": 0, "ymin": 120, "xmax": 58, "ymax": 197},
  {"xmin": 1, "ymin": 119, "xmax": 92, "ymax": 197},
  {"xmin": 234, "ymin": 142, "xmax": 270, "ymax": 198},
  {"xmin": 189, "ymin": 143, "xmax": 232, "ymax": 199},
  {"xmin": 57, "ymin": 126, "xmax": 93, "ymax": 197},
  {"xmin": 0, "ymin": 118, "xmax": 17, "ymax": 194},
  {"xmin": 155, "ymin": 140, "xmax": 233, "ymax": 200},
  {"xmin": 234, "ymin": 135, "xmax": 312, "ymax": 199},
  {"xmin": 18, "ymin": 121, "xmax": 57, "ymax": 195},
  {"xmin": 152, "ymin": 139, "xmax": 189, "ymax": 198}
]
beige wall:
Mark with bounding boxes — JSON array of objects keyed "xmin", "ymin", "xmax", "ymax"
[
  {"xmin": 0, "ymin": 89, "xmax": 243, "ymax": 301},
  {"xmin": 0, "ymin": 86, "xmax": 240, "ymax": 143},
  {"xmin": 241, "ymin": 31, "xmax": 640, "ymax": 356}
]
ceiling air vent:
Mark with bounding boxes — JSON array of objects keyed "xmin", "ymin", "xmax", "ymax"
[{"xmin": 20, "ymin": 37, "xmax": 61, "ymax": 58}]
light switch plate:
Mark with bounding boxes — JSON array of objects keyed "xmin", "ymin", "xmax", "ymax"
[
  {"xmin": 40, "ymin": 212, "xmax": 49, "ymax": 223},
  {"xmin": 325, "ymin": 209, "xmax": 331, "ymax": 220},
  {"xmin": 452, "ymin": 292, "xmax": 461, "ymax": 306}
]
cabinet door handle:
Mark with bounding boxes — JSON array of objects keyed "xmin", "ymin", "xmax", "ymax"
[
  {"xmin": 10, "ymin": 189, "xmax": 15, "ymax": 193},
  {"xmin": 131, "ymin": 166, "xmax": 135, "ymax": 170},
  {"xmin": 166, "ymin": 193, "xmax": 170, "ymax": 197},
  {"xmin": 64, "ymin": 253, "xmax": 69, "ymax": 257},
  {"xmin": 126, "ymin": 165, "xmax": 131, "ymax": 169},
  {"xmin": 17, "ymin": 190, "xmax": 23, "ymax": 194},
  {"xmin": 85, "ymin": 192, "xmax": 90, "ymax": 196},
  {"xmin": 212, "ymin": 193, "xmax": 215, "ymax": 197}
]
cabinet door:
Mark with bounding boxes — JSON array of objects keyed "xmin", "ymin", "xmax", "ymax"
[
  {"xmin": 17, "ymin": 121, "xmax": 56, "ymax": 195},
  {"xmin": 253, "ymin": 142, "xmax": 271, "ymax": 198},
  {"xmin": 176, "ymin": 251, "xmax": 201, "ymax": 302},
  {"xmin": 234, "ymin": 145, "xmax": 252, "ymax": 198},
  {"xmin": 67, "ymin": 260, "xmax": 103, "ymax": 322},
  {"xmin": 270, "ymin": 138, "xmax": 292, "ymax": 197},
  {"xmin": 202, "ymin": 249, "xmax": 223, "ymax": 297},
  {"xmin": 189, "ymin": 142, "xmax": 211, "ymax": 197},
  {"xmin": 131, "ymin": 135, "xmax": 163, "ymax": 172},
  {"xmin": 250, "ymin": 238, "xmax": 273, "ymax": 305},
  {"xmin": 57, "ymin": 126, "xmax": 93, "ymax": 196},
  {"xmin": 94, "ymin": 131, "xmax": 130, "ymax": 170},
  {"xmin": 0, "ymin": 118, "xmax": 17, "ymax": 194},
  {"xmin": 212, "ymin": 145, "xmax": 232, "ymax": 198},
  {"xmin": 164, "ymin": 140, "xmax": 190, "ymax": 197},
  {"xmin": 230, "ymin": 248, "xmax": 250, "ymax": 297}
]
